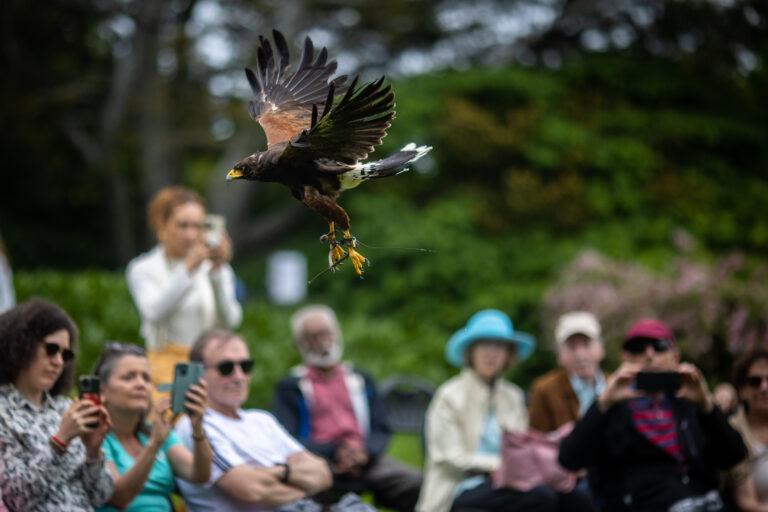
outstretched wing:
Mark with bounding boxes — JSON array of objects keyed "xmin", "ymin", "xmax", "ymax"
[
  {"xmin": 281, "ymin": 76, "xmax": 395, "ymax": 166},
  {"xmin": 245, "ymin": 30, "xmax": 348, "ymax": 147}
]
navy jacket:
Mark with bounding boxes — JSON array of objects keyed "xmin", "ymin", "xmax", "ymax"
[
  {"xmin": 272, "ymin": 364, "xmax": 392, "ymax": 464},
  {"xmin": 559, "ymin": 397, "xmax": 747, "ymax": 512}
]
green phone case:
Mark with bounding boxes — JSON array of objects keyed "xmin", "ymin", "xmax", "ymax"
[{"xmin": 171, "ymin": 362, "xmax": 204, "ymax": 414}]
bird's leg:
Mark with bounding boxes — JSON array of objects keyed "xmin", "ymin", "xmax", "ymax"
[
  {"xmin": 326, "ymin": 222, "xmax": 346, "ymax": 268},
  {"xmin": 343, "ymin": 230, "xmax": 368, "ymax": 276}
]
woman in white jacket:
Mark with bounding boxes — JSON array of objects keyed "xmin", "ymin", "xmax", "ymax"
[
  {"xmin": 126, "ymin": 186, "xmax": 242, "ymax": 393},
  {"xmin": 416, "ymin": 309, "xmax": 592, "ymax": 512}
]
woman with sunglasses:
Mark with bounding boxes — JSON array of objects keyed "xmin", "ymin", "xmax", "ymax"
[
  {"xmin": 92, "ymin": 342, "xmax": 212, "ymax": 512},
  {"xmin": 0, "ymin": 298, "xmax": 114, "ymax": 511},
  {"xmin": 727, "ymin": 348, "xmax": 768, "ymax": 511},
  {"xmin": 126, "ymin": 186, "xmax": 242, "ymax": 399}
]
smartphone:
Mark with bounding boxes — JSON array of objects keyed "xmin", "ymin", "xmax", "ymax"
[
  {"xmin": 78, "ymin": 375, "xmax": 101, "ymax": 405},
  {"xmin": 204, "ymin": 214, "xmax": 226, "ymax": 249},
  {"xmin": 78, "ymin": 375, "xmax": 101, "ymax": 427},
  {"xmin": 171, "ymin": 362, "xmax": 205, "ymax": 414},
  {"xmin": 635, "ymin": 371, "xmax": 682, "ymax": 394}
]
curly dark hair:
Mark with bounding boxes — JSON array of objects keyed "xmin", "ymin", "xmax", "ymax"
[{"xmin": 0, "ymin": 298, "xmax": 79, "ymax": 396}]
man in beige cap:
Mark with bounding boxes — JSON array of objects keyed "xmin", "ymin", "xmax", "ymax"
[{"xmin": 528, "ymin": 311, "xmax": 606, "ymax": 432}]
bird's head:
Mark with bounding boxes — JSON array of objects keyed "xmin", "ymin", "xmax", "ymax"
[{"xmin": 226, "ymin": 155, "xmax": 262, "ymax": 182}]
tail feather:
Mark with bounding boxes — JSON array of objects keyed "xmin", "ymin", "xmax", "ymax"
[{"xmin": 339, "ymin": 143, "xmax": 432, "ymax": 191}]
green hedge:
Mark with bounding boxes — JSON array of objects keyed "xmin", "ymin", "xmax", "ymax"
[{"xmin": 16, "ymin": 270, "xmax": 553, "ymax": 409}]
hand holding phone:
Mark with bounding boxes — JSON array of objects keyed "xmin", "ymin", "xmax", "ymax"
[
  {"xmin": 171, "ymin": 362, "xmax": 205, "ymax": 414},
  {"xmin": 635, "ymin": 371, "xmax": 682, "ymax": 394},
  {"xmin": 204, "ymin": 214, "xmax": 226, "ymax": 249},
  {"xmin": 78, "ymin": 375, "xmax": 101, "ymax": 428}
]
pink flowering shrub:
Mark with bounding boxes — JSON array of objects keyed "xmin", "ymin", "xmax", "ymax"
[{"xmin": 542, "ymin": 248, "xmax": 768, "ymax": 381}]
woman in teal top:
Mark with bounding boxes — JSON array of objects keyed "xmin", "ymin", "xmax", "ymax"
[{"xmin": 92, "ymin": 342, "xmax": 212, "ymax": 511}]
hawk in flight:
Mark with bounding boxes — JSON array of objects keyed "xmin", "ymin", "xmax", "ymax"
[{"xmin": 227, "ymin": 30, "xmax": 431, "ymax": 276}]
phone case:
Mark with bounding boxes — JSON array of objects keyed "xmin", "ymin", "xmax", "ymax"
[
  {"xmin": 78, "ymin": 375, "xmax": 101, "ymax": 405},
  {"xmin": 635, "ymin": 371, "xmax": 682, "ymax": 394},
  {"xmin": 171, "ymin": 362, "xmax": 205, "ymax": 414},
  {"xmin": 78, "ymin": 376, "xmax": 101, "ymax": 427}
]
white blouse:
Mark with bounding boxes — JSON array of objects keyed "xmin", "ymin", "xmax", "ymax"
[{"xmin": 126, "ymin": 245, "xmax": 242, "ymax": 351}]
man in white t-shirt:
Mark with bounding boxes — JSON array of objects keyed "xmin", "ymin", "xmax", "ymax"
[{"xmin": 175, "ymin": 329, "xmax": 332, "ymax": 512}]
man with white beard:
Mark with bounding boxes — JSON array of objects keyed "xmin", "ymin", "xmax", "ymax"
[
  {"xmin": 272, "ymin": 305, "xmax": 422, "ymax": 512},
  {"xmin": 528, "ymin": 311, "xmax": 607, "ymax": 432}
]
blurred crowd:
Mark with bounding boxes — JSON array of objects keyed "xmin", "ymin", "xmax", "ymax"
[{"xmin": 0, "ymin": 186, "xmax": 764, "ymax": 512}]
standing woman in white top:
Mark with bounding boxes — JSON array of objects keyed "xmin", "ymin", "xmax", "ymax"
[
  {"xmin": 126, "ymin": 186, "xmax": 242, "ymax": 393},
  {"xmin": 0, "ymin": 232, "xmax": 16, "ymax": 314}
]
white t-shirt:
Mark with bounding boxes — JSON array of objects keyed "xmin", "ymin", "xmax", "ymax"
[{"xmin": 175, "ymin": 408, "xmax": 305, "ymax": 512}]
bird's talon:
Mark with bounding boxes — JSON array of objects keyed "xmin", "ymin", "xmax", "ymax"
[
  {"xmin": 330, "ymin": 244, "xmax": 346, "ymax": 267},
  {"xmin": 347, "ymin": 246, "xmax": 367, "ymax": 275}
]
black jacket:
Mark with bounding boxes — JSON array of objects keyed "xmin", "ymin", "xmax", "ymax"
[{"xmin": 558, "ymin": 398, "xmax": 747, "ymax": 512}]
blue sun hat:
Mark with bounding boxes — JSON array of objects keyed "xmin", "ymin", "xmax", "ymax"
[{"xmin": 445, "ymin": 309, "xmax": 536, "ymax": 368}]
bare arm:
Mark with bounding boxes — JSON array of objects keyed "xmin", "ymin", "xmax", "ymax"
[
  {"xmin": 166, "ymin": 439, "xmax": 211, "ymax": 485},
  {"xmin": 284, "ymin": 451, "xmax": 332, "ymax": 495},
  {"xmin": 734, "ymin": 475, "xmax": 768, "ymax": 512},
  {"xmin": 167, "ymin": 382, "xmax": 212, "ymax": 484},
  {"xmin": 105, "ymin": 400, "xmax": 174, "ymax": 510},
  {"xmin": 215, "ymin": 464, "xmax": 307, "ymax": 507}
]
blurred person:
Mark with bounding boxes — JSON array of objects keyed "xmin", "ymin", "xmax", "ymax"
[
  {"xmin": 0, "ymin": 232, "xmax": 15, "ymax": 314},
  {"xmin": 126, "ymin": 186, "xmax": 242, "ymax": 395},
  {"xmin": 559, "ymin": 318, "xmax": 747, "ymax": 512},
  {"xmin": 91, "ymin": 342, "xmax": 212, "ymax": 512},
  {"xmin": 529, "ymin": 311, "xmax": 607, "ymax": 432},
  {"xmin": 416, "ymin": 309, "xmax": 594, "ymax": 512},
  {"xmin": 174, "ymin": 329, "xmax": 334, "ymax": 512},
  {"xmin": 0, "ymin": 298, "xmax": 113, "ymax": 511},
  {"xmin": 273, "ymin": 305, "xmax": 422, "ymax": 512},
  {"xmin": 726, "ymin": 348, "xmax": 768, "ymax": 511}
]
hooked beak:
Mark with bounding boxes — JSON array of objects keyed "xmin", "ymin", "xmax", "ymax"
[{"xmin": 227, "ymin": 169, "xmax": 244, "ymax": 182}]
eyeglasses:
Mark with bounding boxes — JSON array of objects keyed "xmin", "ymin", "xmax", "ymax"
[
  {"xmin": 209, "ymin": 359, "xmax": 254, "ymax": 376},
  {"xmin": 42, "ymin": 342, "xmax": 75, "ymax": 362},
  {"xmin": 104, "ymin": 341, "xmax": 146, "ymax": 356},
  {"xmin": 746, "ymin": 375, "xmax": 768, "ymax": 388},
  {"xmin": 623, "ymin": 337, "xmax": 671, "ymax": 355}
]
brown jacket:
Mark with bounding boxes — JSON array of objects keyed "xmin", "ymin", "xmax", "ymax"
[
  {"xmin": 528, "ymin": 367, "xmax": 608, "ymax": 432},
  {"xmin": 528, "ymin": 367, "xmax": 579, "ymax": 432}
]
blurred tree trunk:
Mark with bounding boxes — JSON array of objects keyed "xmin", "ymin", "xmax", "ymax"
[{"xmin": 67, "ymin": 0, "xmax": 165, "ymax": 266}]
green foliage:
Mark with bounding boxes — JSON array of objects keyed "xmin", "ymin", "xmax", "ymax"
[{"xmin": 9, "ymin": 52, "xmax": 768, "ymax": 408}]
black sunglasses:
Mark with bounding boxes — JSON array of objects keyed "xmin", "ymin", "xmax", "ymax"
[
  {"xmin": 746, "ymin": 375, "xmax": 768, "ymax": 388},
  {"xmin": 623, "ymin": 337, "xmax": 671, "ymax": 355},
  {"xmin": 210, "ymin": 359, "xmax": 254, "ymax": 376},
  {"xmin": 43, "ymin": 341, "xmax": 75, "ymax": 362}
]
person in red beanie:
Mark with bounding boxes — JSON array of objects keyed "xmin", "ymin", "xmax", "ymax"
[{"xmin": 558, "ymin": 318, "xmax": 747, "ymax": 512}]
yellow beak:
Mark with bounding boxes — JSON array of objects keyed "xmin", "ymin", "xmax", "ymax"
[{"xmin": 226, "ymin": 169, "xmax": 243, "ymax": 181}]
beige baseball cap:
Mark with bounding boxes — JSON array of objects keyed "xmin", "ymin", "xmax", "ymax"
[{"xmin": 555, "ymin": 311, "xmax": 601, "ymax": 345}]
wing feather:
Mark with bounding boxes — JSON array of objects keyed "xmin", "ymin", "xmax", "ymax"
[
  {"xmin": 281, "ymin": 75, "xmax": 395, "ymax": 167},
  {"xmin": 246, "ymin": 30, "xmax": 347, "ymax": 147}
]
